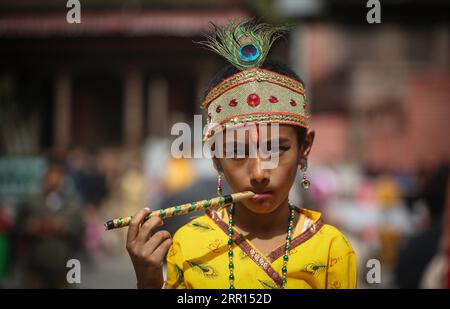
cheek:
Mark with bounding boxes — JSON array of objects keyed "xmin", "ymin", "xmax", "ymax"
[
  {"xmin": 273, "ymin": 152, "xmax": 300, "ymax": 180},
  {"xmin": 272, "ymin": 163, "xmax": 298, "ymax": 186},
  {"xmin": 220, "ymin": 160, "xmax": 247, "ymax": 188},
  {"xmin": 278, "ymin": 148, "xmax": 299, "ymax": 167}
]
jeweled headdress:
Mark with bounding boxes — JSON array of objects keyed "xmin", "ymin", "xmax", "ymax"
[{"xmin": 199, "ymin": 19, "xmax": 310, "ymax": 141}]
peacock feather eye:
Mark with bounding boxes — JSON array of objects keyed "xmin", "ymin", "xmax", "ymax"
[
  {"xmin": 238, "ymin": 43, "xmax": 260, "ymax": 62},
  {"xmin": 197, "ymin": 19, "xmax": 288, "ymax": 70}
]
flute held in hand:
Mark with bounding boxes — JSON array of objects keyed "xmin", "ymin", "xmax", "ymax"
[{"xmin": 104, "ymin": 191, "xmax": 255, "ymax": 230}]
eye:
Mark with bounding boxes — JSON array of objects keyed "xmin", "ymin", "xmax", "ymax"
[
  {"xmin": 266, "ymin": 145, "xmax": 290, "ymax": 154},
  {"xmin": 233, "ymin": 145, "xmax": 250, "ymax": 158}
]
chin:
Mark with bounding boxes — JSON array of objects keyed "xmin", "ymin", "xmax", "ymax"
[{"xmin": 243, "ymin": 199, "xmax": 279, "ymax": 214}]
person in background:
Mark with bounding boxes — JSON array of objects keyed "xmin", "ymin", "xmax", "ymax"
[
  {"xmin": 15, "ymin": 157, "xmax": 84, "ymax": 288},
  {"xmin": 395, "ymin": 164, "xmax": 449, "ymax": 288}
]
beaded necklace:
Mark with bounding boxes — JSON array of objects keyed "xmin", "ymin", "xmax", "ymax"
[{"xmin": 227, "ymin": 203, "xmax": 296, "ymax": 289}]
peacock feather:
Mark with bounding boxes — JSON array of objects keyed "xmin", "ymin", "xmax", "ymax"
[
  {"xmin": 197, "ymin": 19, "xmax": 289, "ymax": 70},
  {"xmin": 302, "ymin": 261, "xmax": 327, "ymax": 277},
  {"xmin": 187, "ymin": 260, "xmax": 219, "ymax": 279},
  {"xmin": 188, "ymin": 221, "xmax": 214, "ymax": 231},
  {"xmin": 258, "ymin": 279, "xmax": 279, "ymax": 289},
  {"xmin": 173, "ymin": 264, "xmax": 184, "ymax": 283}
]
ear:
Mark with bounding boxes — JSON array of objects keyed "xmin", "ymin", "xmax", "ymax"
[{"xmin": 298, "ymin": 130, "xmax": 315, "ymax": 164}]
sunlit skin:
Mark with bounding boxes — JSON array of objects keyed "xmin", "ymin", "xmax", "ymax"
[{"xmin": 213, "ymin": 124, "xmax": 315, "ymax": 254}]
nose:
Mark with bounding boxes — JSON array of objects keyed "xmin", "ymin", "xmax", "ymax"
[{"xmin": 248, "ymin": 154, "xmax": 270, "ymax": 187}]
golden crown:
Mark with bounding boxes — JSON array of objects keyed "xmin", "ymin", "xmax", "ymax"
[{"xmin": 199, "ymin": 19, "xmax": 310, "ymax": 140}]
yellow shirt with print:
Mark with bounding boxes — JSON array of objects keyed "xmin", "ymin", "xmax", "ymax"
[{"xmin": 166, "ymin": 206, "xmax": 356, "ymax": 289}]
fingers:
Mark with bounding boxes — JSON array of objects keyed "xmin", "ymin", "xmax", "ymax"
[
  {"xmin": 127, "ymin": 208, "xmax": 151, "ymax": 244},
  {"xmin": 151, "ymin": 237, "xmax": 173, "ymax": 263},
  {"xmin": 136, "ymin": 216, "xmax": 163, "ymax": 244},
  {"xmin": 126, "ymin": 208, "xmax": 171, "ymax": 274},
  {"xmin": 143, "ymin": 230, "xmax": 171, "ymax": 254}
]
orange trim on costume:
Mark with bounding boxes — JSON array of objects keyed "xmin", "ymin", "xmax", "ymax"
[
  {"xmin": 205, "ymin": 207, "xmax": 324, "ymax": 288},
  {"xmin": 205, "ymin": 209, "xmax": 284, "ymax": 288},
  {"xmin": 267, "ymin": 218, "xmax": 324, "ymax": 263}
]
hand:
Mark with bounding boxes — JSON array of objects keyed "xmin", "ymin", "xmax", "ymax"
[{"xmin": 126, "ymin": 208, "xmax": 172, "ymax": 289}]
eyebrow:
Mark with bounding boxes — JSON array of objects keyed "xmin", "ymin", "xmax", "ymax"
[{"xmin": 262, "ymin": 137, "xmax": 291, "ymax": 144}]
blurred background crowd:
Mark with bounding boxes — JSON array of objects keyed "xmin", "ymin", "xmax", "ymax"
[{"xmin": 0, "ymin": 0, "xmax": 449, "ymax": 288}]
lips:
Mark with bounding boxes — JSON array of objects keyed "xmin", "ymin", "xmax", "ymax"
[{"xmin": 250, "ymin": 191, "xmax": 274, "ymax": 201}]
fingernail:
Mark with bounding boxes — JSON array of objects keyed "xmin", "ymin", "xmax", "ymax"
[{"xmin": 144, "ymin": 207, "xmax": 150, "ymax": 211}]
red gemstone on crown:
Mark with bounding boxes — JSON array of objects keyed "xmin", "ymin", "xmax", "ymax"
[
  {"xmin": 216, "ymin": 105, "xmax": 222, "ymax": 113},
  {"xmin": 269, "ymin": 96, "xmax": 279, "ymax": 103},
  {"xmin": 247, "ymin": 93, "xmax": 260, "ymax": 107},
  {"xmin": 290, "ymin": 99, "xmax": 297, "ymax": 106},
  {"xmin": 228, "ymin": 99, "xmax": 238, "ymax": 107}
]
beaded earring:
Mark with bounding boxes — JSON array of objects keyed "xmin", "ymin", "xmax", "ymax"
[
  {"xmin": 301, "ymin": 159, "xmax": 310, "ymax": 189},
  {"xmin": 217, "ymin": 173, "xmax": 223, "ymax": 196}
]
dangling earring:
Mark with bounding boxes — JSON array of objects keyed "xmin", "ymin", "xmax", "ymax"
[
  {"xmin": 217, "ymin": 173, "xmax": 223, "ymax": 196},
  {"xmin": 301, "ymin": 159, "xmax": 310, "ymax": 189}
]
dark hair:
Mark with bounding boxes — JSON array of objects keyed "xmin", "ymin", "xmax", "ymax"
[{"xmin": 205, "ymin": 60, "xmax": 307, "ymax": 146}]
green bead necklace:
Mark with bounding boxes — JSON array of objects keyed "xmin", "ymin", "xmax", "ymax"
[{"xmin": 227, "ymin": 203, "xmax": 296, "ymax": 289}]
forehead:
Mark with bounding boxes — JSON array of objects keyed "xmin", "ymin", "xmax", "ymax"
[{"xmin": 221, "ymin": 124, "xmax": 297, "ymax": 143}]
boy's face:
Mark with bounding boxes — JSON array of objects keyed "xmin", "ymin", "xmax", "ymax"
[{"xmin": 214, "ymin": 124, "xmax": 314, "ymax": 214}]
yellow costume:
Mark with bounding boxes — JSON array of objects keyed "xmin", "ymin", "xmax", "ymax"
[{"xmin": 166, "ymin": 205, "xmax": 356, "ymax": 289}]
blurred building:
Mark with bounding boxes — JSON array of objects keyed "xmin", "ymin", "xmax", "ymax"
[
  {"xmin": 0, "ymin": 1, "xmax": 252, "ymax": 154},
  {"xmin": 1, "ymin": 0, "xmax": 448, "ymax": 174},
  {"xmin": 1, "ymin": 0, "xmax": 449, "ymax": 289},
  {"xmin": 279, "ymin": 1, "xmax": 450, "ymax": 172}
]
